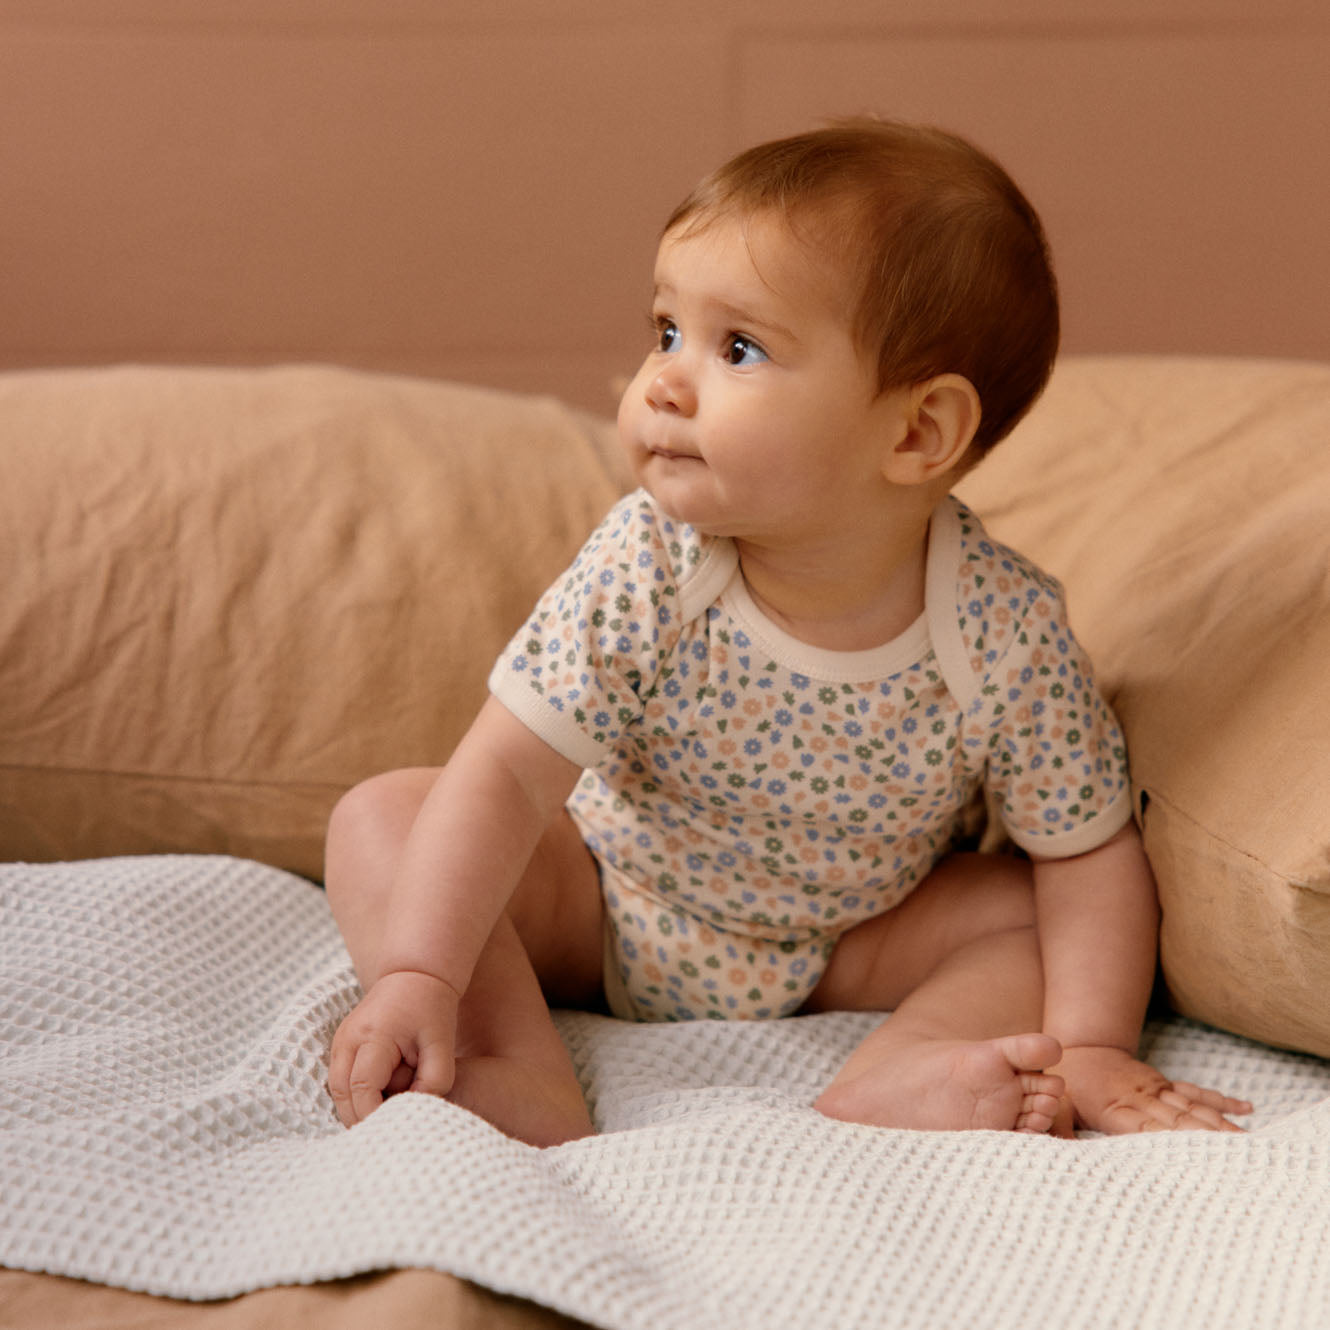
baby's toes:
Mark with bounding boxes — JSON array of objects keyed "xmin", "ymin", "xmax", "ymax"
[
  {"xmin": 1016, "ymin": 1090, "xmax": 1063, "ymax": 1134},
  {"xmin": 1020, "ymin": 1070, "xmax": 1065, "ymax": 1104}
]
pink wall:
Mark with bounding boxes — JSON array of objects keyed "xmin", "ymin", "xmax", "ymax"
[{"xmin": 2, "ymin": 2, "xmax": 1326, "ymax": 412}]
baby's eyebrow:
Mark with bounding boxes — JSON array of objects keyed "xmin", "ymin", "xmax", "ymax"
[
  {"xmin": 653, "ymin": 282, "xmax": 797, "ymax": 345},
  {"xmin": 711, "ymin": 298, "xmax": 797, "ymax": 345}
]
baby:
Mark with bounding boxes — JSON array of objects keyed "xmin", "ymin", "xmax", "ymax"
[{"xmin": 326, "ymin": 119, "xmax": 1250, "ymax": 1145}]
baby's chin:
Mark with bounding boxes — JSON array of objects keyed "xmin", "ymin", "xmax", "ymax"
[
  {"xmin": 627, "ymin": 458, "xmax": 747, "ymax": 538},
  {"xmin": 637, "ymin": 481, "xmax": 711, "ymax": 532}
]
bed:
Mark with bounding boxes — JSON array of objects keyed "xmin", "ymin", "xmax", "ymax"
[{"xmin": 3, "ymin": 354, "xmax": 1330, "ymax": 1329}]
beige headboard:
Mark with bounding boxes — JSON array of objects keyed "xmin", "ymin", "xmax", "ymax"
[{"xmin": 3, "ymin": 1, "xmax": 1327, "ymax": 412}]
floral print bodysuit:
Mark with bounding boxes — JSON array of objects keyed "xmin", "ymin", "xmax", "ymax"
[{"xmin": 489, "ymin": 490, "xmax": 1131, "ymax": 1022}]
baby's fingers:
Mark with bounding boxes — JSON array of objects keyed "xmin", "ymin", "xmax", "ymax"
[
  {"xmin": 327, "ymin": 1029, "xmax": 358, "ymax": 1127},
  {"xmin": 1165, "ymin": 1080, "xmax": 1253, "ymax": 1118},
  {"xmin": 407, "ymin": 1037, "xmax": 455, "ymax": 1099},
  {"xmin": 1098, "ymin": 1087, "xmax": 1243, "ymax": 1135},
  {"xmin": 353, "ymin": 1037, "xmax": 407, "ymax": 1123},
  {"xmin": 333, "ymin": 1037, "xmax": 399, "ymax": 1126},
  {"xmin": 1151, "ymin": 1093, "xmax": 1244, "ymax": 1133},
  {"xmin": 1153, "ymin": 1081, "xmax": 1251, "ymax": 1133}
]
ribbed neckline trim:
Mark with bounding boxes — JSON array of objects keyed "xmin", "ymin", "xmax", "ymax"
[{"xmin": 706, "ymin": 497, "xmax": 965, "ymax": 685}]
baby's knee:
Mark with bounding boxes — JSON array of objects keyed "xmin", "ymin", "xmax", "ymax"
[
  {"xmin": 325, "ymin": 767, "xmax": 438, "ymax": 890},
  {"xmin": 327, "ymin": 770, "xmax": 391, "ymax": 836},
  {"xmin": 326, "ymin": 775, "xmax": 384, "ymax": 867}
]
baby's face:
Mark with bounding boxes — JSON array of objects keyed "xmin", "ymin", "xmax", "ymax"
[{"xmin": 617, "ymin": 211, "xmax": 913, "ymax": 550}]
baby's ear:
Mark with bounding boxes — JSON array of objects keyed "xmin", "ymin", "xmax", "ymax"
[{"xmin": 883, "ymin": 375, "xmax": 981, "ymax": 485}]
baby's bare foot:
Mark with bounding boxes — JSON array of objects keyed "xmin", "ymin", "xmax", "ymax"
[
  {"xmin": 814, "ymin": 1032, "xmax": 1064, "ymax": 1133},
  {"xmin": 447, "ymin": 1055, "xmax": 594, "ymax": 1147}
]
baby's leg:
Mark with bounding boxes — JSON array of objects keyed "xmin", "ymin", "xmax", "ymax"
[
  {"xmin": 442, "ymin": 909, "xmax": 596, "ymax": 1146},
  {"xmin": 325, "ymin": 768, "xmax": 604, "ymax": 1145},
  {"xmin": 804, "ymin": 853, "xmax": 1062, "ymax": 1133}
]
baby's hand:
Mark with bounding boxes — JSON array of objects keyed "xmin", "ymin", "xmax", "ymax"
[
  {"xmin": 327, "ymin": 970, "xmax": 461, "ymax": 1127},
  {"xmin": 1053, "ymin": 1045, "xmax": 1253, "ymax": 1136}
]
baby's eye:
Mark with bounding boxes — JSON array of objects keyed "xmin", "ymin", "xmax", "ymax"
[
  {"xmin": 723, "ymin": 334, "xmax": 768, "ymax": 367},
  {"xmin": 653, "ymin": 318, "xmax": 681, "ymax": 354}
]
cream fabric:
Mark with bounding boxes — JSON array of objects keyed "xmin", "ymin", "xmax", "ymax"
[{"xmin": 4, "ymin": 855, "xmax": 1330, "ymax": 1329}]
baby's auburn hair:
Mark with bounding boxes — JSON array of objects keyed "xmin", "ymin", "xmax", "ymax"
[{"xmin": 665, "ymin": 119, "xmax": 1060, "ymax": 457}]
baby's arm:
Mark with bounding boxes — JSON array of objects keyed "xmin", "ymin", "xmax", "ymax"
[
  {"xmin": 1034, "ymin": 824, "xmax": 1252, "ymax": 1134},
  {"xmin": 327, "ymin": 697, "xmax": 582, "ymax": 1126}
]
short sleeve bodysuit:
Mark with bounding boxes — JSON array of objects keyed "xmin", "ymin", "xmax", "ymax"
[{"xmin": 489, "ymin": 489, "xmax": 1132, "ymax": 1022}]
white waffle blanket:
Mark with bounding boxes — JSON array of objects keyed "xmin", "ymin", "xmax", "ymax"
[{"xmin": 4, "ymin": 855, "xmax": 1330, "ymax": 1329}]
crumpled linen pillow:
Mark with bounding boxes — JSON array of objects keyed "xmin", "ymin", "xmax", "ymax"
[
  {"xmin": 957, "ymin": 355, "xmax": 1330, "ymax": 1058},
  {"xmin": 0, "ymin": 364, "xmax": 626, "ymax": 881}
]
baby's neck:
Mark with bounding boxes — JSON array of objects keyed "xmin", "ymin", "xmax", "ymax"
[{"xmin": 736, "ymin": 519, "xmax": 930, "ymax": 653}]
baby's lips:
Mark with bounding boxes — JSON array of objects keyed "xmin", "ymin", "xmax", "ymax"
[{"xmin": 645, "ymin": 438, "xmax": 700, "ymax": 460}]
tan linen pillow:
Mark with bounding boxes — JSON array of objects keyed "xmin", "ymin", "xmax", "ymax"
[
  {"xmin": 0, "ymin": 365, "xmax": 626, "ymax": 880},
  {"xmin": 957, "ymin": 355, "xmax": 1330, "ymax": 1057}
]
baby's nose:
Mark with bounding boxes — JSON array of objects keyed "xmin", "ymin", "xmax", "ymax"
[{"xmin": 645, "ymin": 360, "xmax": 696, "ymax": 415}]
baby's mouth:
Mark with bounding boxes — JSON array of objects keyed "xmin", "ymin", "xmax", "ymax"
[{"xmin": 646, "ymin": 441, "xmax": 700, "ymax": 461}]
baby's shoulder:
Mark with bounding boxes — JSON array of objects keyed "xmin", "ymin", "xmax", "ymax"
[
  {"xmin": 572, "ymin": 490, "xmax": 731, "ymax": 619},
  {"xmin": 578, "ymin": 490, "xmax": 711, "ymax": 582},
  {"xmin": 947, "ymin": 498, "xmax": 1070, "ymax": 679}
]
